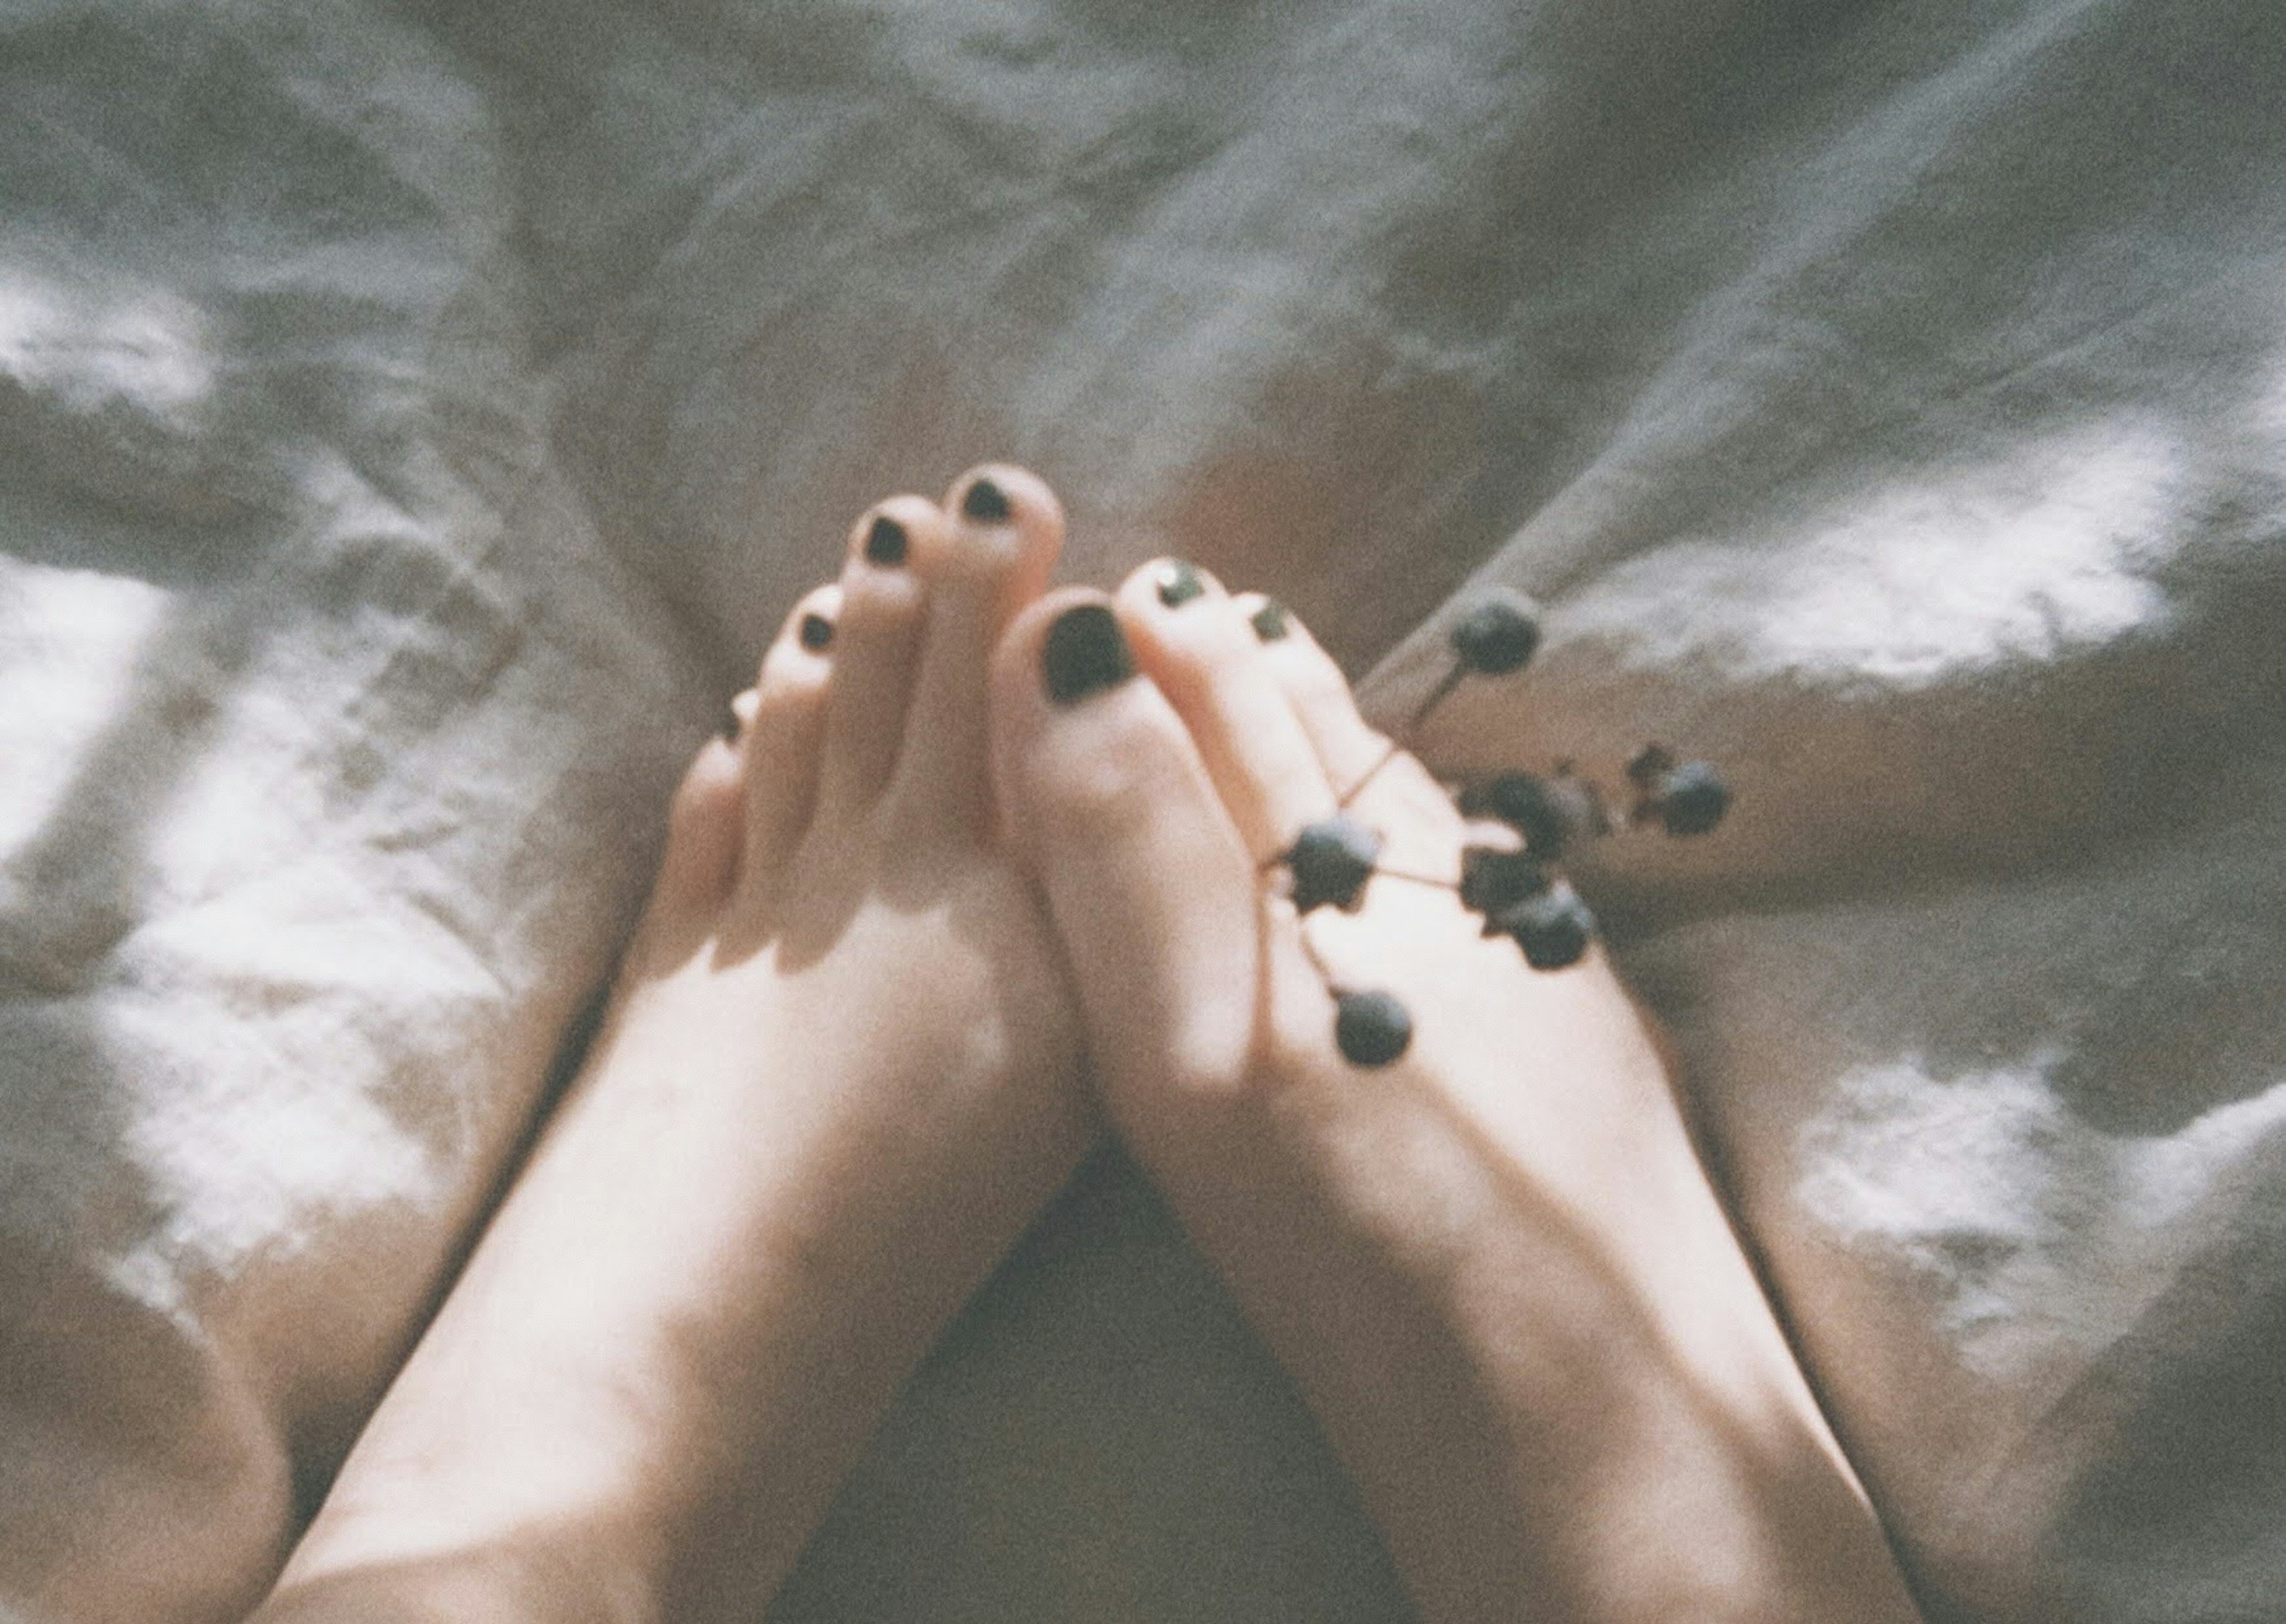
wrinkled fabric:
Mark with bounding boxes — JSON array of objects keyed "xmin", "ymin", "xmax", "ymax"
[{"xmin": 2, "ymin": 1, "xmax": 2282, "ymax": 1620}]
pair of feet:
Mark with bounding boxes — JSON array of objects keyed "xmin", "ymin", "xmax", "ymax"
[{"xmin": 263, "ymin": 469, "xmax": 1920, "ymax": 1623}]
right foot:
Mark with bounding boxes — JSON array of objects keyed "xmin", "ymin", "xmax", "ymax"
[
  {"xmin": 989, "ymin": 566, "xmax": 1923, "ymax": 1624},
  {"xmin": 265, "ymin": 469, "xmax": 1094, "ymax": 1623}
]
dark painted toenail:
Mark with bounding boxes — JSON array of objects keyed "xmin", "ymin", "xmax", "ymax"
[
  {"xmin": 1335, "ymin": 990, "xmax": 1413, "ymax": 1067},
  {"xmin": 798, "ymin": 612, "xmax": 834, "ymax": 651},
  {"xmin": 719, "ymin": 702, "xmax": 742, "ymax": 742},
  {"xmin": 1041, "ymin": 604, "xmax": 1133, "ymax": 705},
  {"xmin": 961, "ymin": 477, "xmax": 1012, "ymax": 524},
  {"xmin": 1250, "ymin": 599, "xmax": 1291, "ymax": 641},
  {"xmin": 1154, "ymin": 560, "xmax": 1207, "ymax": 608},
  {"xmin": 864, "ymin": 515, "xmax": 908, "ymax": 566}
]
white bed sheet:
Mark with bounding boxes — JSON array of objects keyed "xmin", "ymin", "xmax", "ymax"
[{"xmin": 5, "ymin": 1, "xmax": 2284, "ymax": 1619}]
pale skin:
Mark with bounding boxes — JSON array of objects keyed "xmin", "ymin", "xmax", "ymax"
[{"xmin": 251, "ymin": 467, "xmax": 1925, "ymax": 1624}]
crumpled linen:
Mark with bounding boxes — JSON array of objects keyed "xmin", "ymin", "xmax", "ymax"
[{"xmin": 4, "ymin": 0, "xmax": 2284, "ymax": 1620}]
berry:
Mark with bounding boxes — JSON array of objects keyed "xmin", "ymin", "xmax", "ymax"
[
  {"xmin": 1495, "ymin": 882, "xmax": 1596, "ymax": 970},
  {"xmin": 1542, "ymin": 770, "xmax": 1609, "ymax": 848},
  {"xmin": 1625, "ymin": 742, "xmax": 1676, "ymax": 789},
  {"xmin": 1459, "ymin": 772, "xmax": 1575, "ymax": 857},
  {"xmin": 1285, "ymin": 815, "xmax": 1382, "ymax": 913},
  {"xmin": 1334, "ymin": 990, "xmax": 1413, "ymax": 1066},
  {"xmin": 1458, "ymin": 845, "xmax": 1550, "ymax": 923},
  {"xmin": 1447, "ymin": 589, "xmax": 1542, "ymax": 676},
  {"xmin": 1649, "ymin": 761, "xmax": 1729, "ymax": 836}
]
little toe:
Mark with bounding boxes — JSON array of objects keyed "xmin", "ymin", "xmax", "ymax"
[
  {"xmin": 636, "ymin": 727, "xmax": 748, "ymax": 966},
  {"xmin": 736, "ymin": 583, "xmax": 841, "ymax": 906},
  {"xmin": 810, "ymin": 497, "xmax": 939, "ymax": 826},
  {"xmin": 992, "ymin": 593, "xmax": 1312, "ymax": 1120},
  {"xmin": 882, "ymin": 465, "xmax": 1064, "ymax": 851},
  {"xmin": 1111, "ymin": 563, "xmax": 1338, "ymax": 867}
]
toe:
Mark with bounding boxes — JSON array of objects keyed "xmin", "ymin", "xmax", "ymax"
[
  {"xmin": 1230, "ymin": 592, "xmax": 1465, "ymax": 872},
  {"xmin": 880, "ymin": 465, "xmax": 1064, "ymax": 852},
  {"xmin": 636, "ymin": 727, "xmax": 747, "ymax": 963},
  {"xmin": 992, "ymin": 592, "xmax": 1310, "ymax": 1122},
  {"xmin": 1228, "ymin": 592, "xmax": 1389, "ymax": 791},
  {"xmin": 1111, "ymin": 563, "xmax": 1338, "ymax": 866},
  {"xmin": 810, "ymin": 497, "xmax": 938, "ymax": 826},
  {"xmin": 737, "ymin": 583, "xmax": 841, "ymax": 906}
]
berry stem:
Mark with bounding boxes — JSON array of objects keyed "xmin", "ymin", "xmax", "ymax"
[
  {"xmin": 1369, "ymin": 866, "xmax": 1461, "ymax": 892},
  {"xmin": 1403, "ymin": 663, "xmax": 1469, "ymax": 738},
  {"xmin": 1294, "ymin": 925, "xmax": 1350, "ymax": 999},
  {"xmin": 1337, "ymin": 740, "xmax": 1402, "ymax": 809}
]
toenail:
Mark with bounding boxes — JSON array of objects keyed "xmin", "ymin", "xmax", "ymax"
[
  {"xmin": 799, "ymin": 611, "xmax": 835, "ymax": 651},
  {"xmin": 864, "ymin": 515, "xmax": 908, "ymax": 566},
  {"xmin": 1250, "ymin": 599, "xmax": 1291, "ymax": 641},
  {"xmin": 1154, "ymin": 560, "xmax": 1207, "ymax": 608},
  {"xmin": 1041, "ymin": 604, "xmax": 1134, "ymax": 705},
  {"xmin": 961, "ymin": 477, "xmax": 1013, "ymax": 524}
]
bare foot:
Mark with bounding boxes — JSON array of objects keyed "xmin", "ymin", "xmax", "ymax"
[
  {"xmin": 989, "ymin": 566, "xmax": 1923, "ymax": 1624},
  {"xmin": 263, "ymin": 469, "xmax": 1094, "ymax": 1623}
]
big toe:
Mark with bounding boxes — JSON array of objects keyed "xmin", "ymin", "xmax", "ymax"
[
  {"xmin": 994, "ymin": 598, "xmax": 1250, "ymax": 1110},
  {"xmin": 992, "ymin": 595, "xmax": 1342, "ymax": 1156}
]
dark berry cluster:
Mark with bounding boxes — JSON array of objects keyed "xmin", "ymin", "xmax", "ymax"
[{"xmin": 1266, "ymin": 591, "xmax": 1730, "ymax": 1067}]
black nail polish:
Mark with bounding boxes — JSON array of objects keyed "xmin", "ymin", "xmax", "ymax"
[
  {"xmin": 1154, "ymin": 560, "xmax": 1207, "ymax": 608},
  {"xmin": 798, "ymin": 612, "xmax": 834, "ymax": 651},
  {"xmin": 864, "ymin": 515, "xmax": 908, "ymax": 566},
  {"xmin": 719, "ymin": 702, "xmax": 742, "ymax": 742},
  {"xmin": 1250, "ymin": 599, "xmax": 1291, "ymax": 642},
  {"xmin": 1041, "ymin": 604, "xmax": 1134, "ymax": 705},
  {"xmin": 962, "ymin": 477, "xmax": 1012, "ymax": 524}
]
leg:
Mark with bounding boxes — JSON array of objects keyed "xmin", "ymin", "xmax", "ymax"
[
  {"xmin": 257, "ymin": 469, "xmax": 1095, "ymax": 1623},
  {"xmin": 991, "ymin": 566, "xmax": 1923, "ymax": 1623}
]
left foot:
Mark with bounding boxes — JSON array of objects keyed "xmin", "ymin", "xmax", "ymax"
[{"xmin": 263, "ymin": 469, "xmax": 1093, "ymax": 1622}]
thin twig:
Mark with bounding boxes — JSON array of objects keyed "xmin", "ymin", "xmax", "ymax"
[
  {"xmin": 1336, "ymin": 740, "xmax": 1401, "ymax": 809},
  {"xmin": 1368, "ymin": 865, "xmax": 1460, "ymax": 892},
  {"xmin": 1403, "ymin": 663, "xmax": 1469, "ymax": 739}
]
